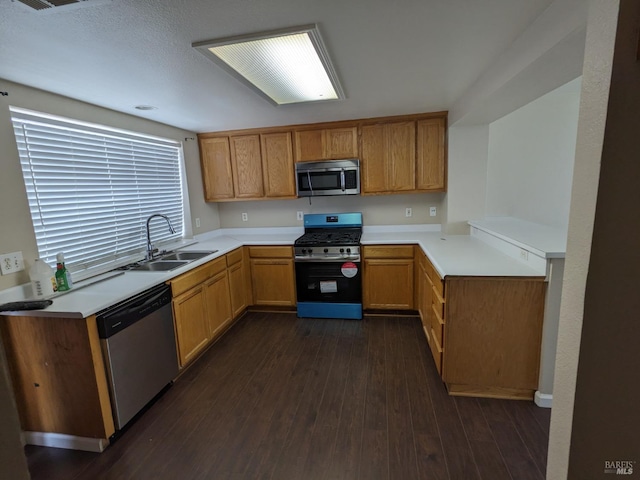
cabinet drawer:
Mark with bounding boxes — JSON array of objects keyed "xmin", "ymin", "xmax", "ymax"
[
  {"xmin": 430, "ymin": 303, "xmax": 445, "ymax": 346},
  {"xmin": 424, "ymin": 258, "xmax": 444, "ymax": 299},
  {"xmin": 248, "ymin": 246, "xmax": 293, "ymax": 258},
  {"xmin": 170, "ymin": 257, "xmax": 226, "ymax": 297},
  {"xmin": 364, "ymin": 245, "xmax": 415, "ymax": 259},
  {"xmin": 432, "ymin": 286, "xmax": 445, "ymax": 319},
  {"xmin": 226, "ymin": 247, "xmax": 243, "ymax": 267},
  {"xmin": 427, "ymin": 326, "xmax": 443, "ymax": 375}
]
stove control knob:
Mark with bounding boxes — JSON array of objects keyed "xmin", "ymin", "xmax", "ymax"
[
  {"xmin": 323, "ymin": 248, "xmax": 329, "ymax": 254},
  {"xmin": 301, "ymin": 249, "xmax": 306, "ymax": 254},
  {"xmin": 346, "ymin": 248, "xmax": 351, "ymax": 254},
  {"xmin": 308, "ymin": 249, "xmax": 313, "ymax": 255},
  {"xmin": 339, "ymin": 248, "xmax": 345, "ymax": 253}
]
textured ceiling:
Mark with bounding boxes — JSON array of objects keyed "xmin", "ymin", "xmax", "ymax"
[{"xmin": 0, "ymin": 0, "xmax": 555, "ymax": 133}]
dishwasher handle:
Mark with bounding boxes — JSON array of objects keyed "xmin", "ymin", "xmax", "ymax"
[{"xmin": 97, "ymin": 284, "xmax": 172, "ymax": 339}]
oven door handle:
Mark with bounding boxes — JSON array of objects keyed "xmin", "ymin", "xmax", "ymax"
[{"xmin": 340, "ymin": 169, "xmax": 346, "ymax": 191}]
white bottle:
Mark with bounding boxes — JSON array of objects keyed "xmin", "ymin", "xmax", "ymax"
[{"xmin": 29, "ymin": 259, "xmax": 57, "ymax": 298}]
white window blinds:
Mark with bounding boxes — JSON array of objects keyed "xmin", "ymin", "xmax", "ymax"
[{"xmin": 11, "ymin": 107, "xmax": 184, "ymax": 272}]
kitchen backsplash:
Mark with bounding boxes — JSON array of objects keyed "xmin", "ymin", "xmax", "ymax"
[{"xmin": 217, "ymin": 192, "xmax": 444, "ymax": 228}]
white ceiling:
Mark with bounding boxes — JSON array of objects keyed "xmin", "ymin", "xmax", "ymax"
[{"xmin": 0, "ymin": 0, "xmax": 560, "ymax": 133}]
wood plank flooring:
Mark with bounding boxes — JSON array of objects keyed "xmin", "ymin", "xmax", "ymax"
[{"xmin": 24, "ymin": 312, "xmax": 551, "ymax": 480}]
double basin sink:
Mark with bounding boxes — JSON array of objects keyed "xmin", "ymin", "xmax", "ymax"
[{"xmin": 129, "ymin": 250, "xmax": 218, "ymax": 272}]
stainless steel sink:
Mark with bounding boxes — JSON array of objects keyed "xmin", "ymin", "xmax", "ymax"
[
  {"xmin": 129, "ymin": 260, "xmax": 190, "ymax": 271},
  {"xmin": 161, "ymin": 250, "xmax": 217, "ymax": 261}
]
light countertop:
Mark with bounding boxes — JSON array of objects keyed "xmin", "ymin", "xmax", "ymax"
[
  {"xmin": 468, "ymin": 217, "xmax": 567, "ymax": 258},
  {"xmin": 1, "ymin": 225, "xmax": 543, "ymax": 318},
  {"xmin": 361, "ymin": 231, "xmax": 544, "ymax": 278}
]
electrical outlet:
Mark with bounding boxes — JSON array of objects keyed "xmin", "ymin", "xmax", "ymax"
[
  {"xmin": 195, "ymin": 217, "xmax": 201, "ymax": 228},
  {"xmin": 430, "ymin": 206, "xmax": 437, "ymax": 217},
  {"xmin": 519, "ymin": 249, "xmax": 529, "ymax": 261},
  {"xmin": 297, "ymin": 211, "xmax": 304, "ymax": 221},
  {"xmin": 241, "ymin": 212, "xmax": 248, "ymax": 222},
  {"xmin": 405, "ymin": 207, "xmax": 412, "ymax": 217},
  {"xmin": 0, "ymin": 251, "xmax": 24, "ymax": 275}
]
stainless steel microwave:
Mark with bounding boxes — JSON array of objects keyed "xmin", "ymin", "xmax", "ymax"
[{"xmin": 295, "ymin": 159, "xmax": 360, "ymax": 197}]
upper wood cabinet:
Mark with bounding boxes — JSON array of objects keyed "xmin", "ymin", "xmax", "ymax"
[
  {"xmin": 261, "ymin": 132, "xmax": 295, "ymax": 197},
  {"xmin": 361, "ymin": 116, "xmax": 446, "ymax": 194},
  {"xmin": 198, "ymin": 111, "xmax": 447, "ymax": 201},
  {"xmin": 230, "ymin": 135, "xmax": 264, "ymax": 198},
  {"xmin": 294, "ymin": 127, "xmax": 358, "ymax": 162},
  {"xmin": 361, "ymin": 121, "xmax": 415, "ymax": 193},
  {"xmin": 199, "ymin": 131, "xmax": 295, "ymax": 201},
  {"xmin": 200, "ymin": 137, "xmax": 234, "ymax": 201},
  {"xmin": 417, "ymin": 118, "xmax": 446, "ymax": 190}
]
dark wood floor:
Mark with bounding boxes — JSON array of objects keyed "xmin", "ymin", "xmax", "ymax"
[{"xmin": 25, "ymin": 312, "xmax": 551, "ymax": 480}]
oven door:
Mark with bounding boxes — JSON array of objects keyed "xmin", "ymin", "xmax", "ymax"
[{"xmin": 295, "ymin": 260, "xmax": 362, "ymax": 319}]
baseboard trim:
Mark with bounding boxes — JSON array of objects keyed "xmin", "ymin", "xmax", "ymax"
[
  {"xmin": 534, "ymin": 391, "xmax": 553, "ymax": 408},
  {"xmin": 446, "ymin": 383, "xmax": 534, "ymax": 401},
  {"xmin": 23, "ymin": 431, "xmax": 109, "ymax": 452}
]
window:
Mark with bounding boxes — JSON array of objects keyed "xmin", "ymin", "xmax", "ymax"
[{"xmin": 11, "ymin": 107, "xmax": 184, "ymax": 272}]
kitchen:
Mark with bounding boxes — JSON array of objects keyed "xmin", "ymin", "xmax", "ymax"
[{"xmin": 0, "ymin": 0, "xmax": 634, "ymax": 479}]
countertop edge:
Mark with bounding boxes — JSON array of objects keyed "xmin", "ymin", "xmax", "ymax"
[{"xmin": 2, "ymin": 226, "xmax": 545, "ymax": 318}]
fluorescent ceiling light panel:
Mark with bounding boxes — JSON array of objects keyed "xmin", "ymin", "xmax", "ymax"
[{"xmin": 193, "ymin": 25, "xmax": 345, "ymax": 105}]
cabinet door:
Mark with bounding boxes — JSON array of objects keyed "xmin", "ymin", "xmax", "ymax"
[
  {"xmin": 200, "ymin": 137, "xmax": 234, "ymax": 201},
  {"xmin": 325, "ymin": 127, "xmax": 358, "ymax": 159},
  {"xmin": 250, "ymin": 258, "xmax": 296, "ymax": 306},
  {"xmin": 204, "ymin": 269, "xmax": 232, "ymax": 338},
  {"xmin": 417, "ymin": 118, "xmax": 446, "ymax": 190},
  {"xmin": 261, "ymin": 132, "xmax": 295, "ymax": 198},
  {"xmin": 230, "ymin": 135, "xmax": 264, "ymax": 198},
  {"xmin": 228, "ymin": 260, "xmax": 247, "ymax": 318},
  {"xmin": 294, "ymin": 129, "xmax": 324, "ymax": 162},
  {"xmin": 388, "ymin": 121, "xmax": 416, "ymax": 191},
  {"xmin": 173, "ymin": 286, "xmax": 210, "ymax": 367},
  {"xmin": 295, "ymin": 127, "xmax": 358, "ymax": 162},
  {"xmin": 363, "ymin": 258, "xmax": 414, "ymax": 309},
  {"xmin": 361, "ymin": 124, "xmax": 388, "ymax": 193}
]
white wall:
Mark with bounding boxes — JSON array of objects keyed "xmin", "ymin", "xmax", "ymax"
[
  {"xmin": 443, "ymin": 125, "xmax": 489, "ymax": 234},
  {"xmin": 547, "ymin": 0, "xmax": 618, "ymax": 477},
  {"xmin": 486, "ymin": 78, "xmax": 581, "ymax": 229},
  {"xmin": 218, "ymin": 193, "xmax": 444, "ymax": 228},
  {"xmin": 0, "ymin": 80, "xmax": 220, "ymax": 290}
]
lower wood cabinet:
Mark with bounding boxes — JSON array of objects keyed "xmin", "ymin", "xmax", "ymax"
[
  {"xmin": 173, "ymin": 285, "xmax": 211, "ymax": 366},
  {"xmin": 226, "ymin": 247, "xmax": 248, "ymax": 316},
  {"xmin": 248, "ymin": 246, "xmax": 296, "ymax": 307},
  {"xmin": 441, "ymin": 277, "xmax": 545, "ymax": 399},
  {"xmin": 363, "ymin": 245, "xmax": 415, "ymax": 310},
  {"xmin": 170, "ymin": 251, "xmax": 248, "ymax": 368},
  {"xmin": 0, "ymin": 314, "xmax": 115, "ymax": 443},
  {"xmin": 204, "ymin": 269, "xmax": 233, "ymax": 339}
]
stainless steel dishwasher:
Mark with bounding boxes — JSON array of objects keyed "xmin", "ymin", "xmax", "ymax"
[{"xmin": 97, "ymin": 283, "xmax": 178, "ymax": 431}]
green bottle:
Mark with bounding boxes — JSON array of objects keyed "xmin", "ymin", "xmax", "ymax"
[{"xmin": 55, "ymin": 252, "xmax": 73, "ymax": 291}]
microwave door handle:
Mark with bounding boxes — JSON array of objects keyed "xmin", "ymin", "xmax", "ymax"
[
  {"xmin": 340, "ymin": 169, "xmax": 346, "ymax": 191},
  {"xmin": 307, "ymin": 170, "xmax": 314, "ymax": 196}
]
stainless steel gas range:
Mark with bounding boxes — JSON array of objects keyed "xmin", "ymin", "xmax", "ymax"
[{"xmin": 294, "ymin": 212, "xmax": 363, "ymax": 320}]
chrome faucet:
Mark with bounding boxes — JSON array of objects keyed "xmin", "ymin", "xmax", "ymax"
[{"xmin": 146, "ymin": 214, "xmax": 176, "ymax": 261}]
